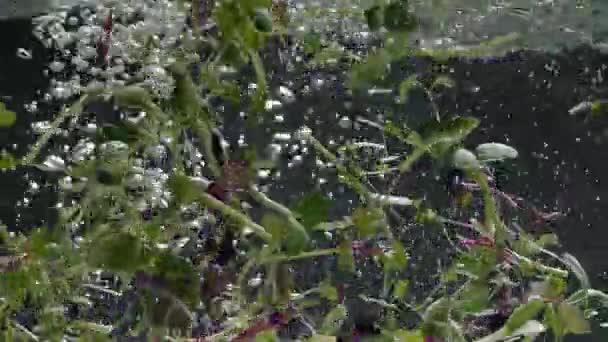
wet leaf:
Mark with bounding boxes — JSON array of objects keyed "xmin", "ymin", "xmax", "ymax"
[
  {"xmin": 536, "ymin": 233, "xmax": 560, "ymax": 248},
  {"xmin": 349, "ymin": 49, "xmax": 391, "ymax": 89},
  {"xmin": 253, "ymin": 9, "xmax": 273, "ymax": 32},
  {"xmin": 431, "ymin": 75, "xmax": 455, "ymax": 90},
  {"xmin": 87, "ymin": 232, "xmax": 150, "ymax": 273},
  {"xmin": 423, "ymin": 117, "xmax": 480, "ymax": 147},
  {"xmin": 352, "ymin": 206, "xmax": 385, "ymax": 237},
  {"xmin": 292, "ymin": 192, "xmax": 332, "ymax": 230},
  {"xmin": 504, "ymin": 298, "xmax": 546, "ymax": 333},
  {"xmin": 452, "ymin": 148, "xmax": 480, "ymax": 170},
  {"xmin": 0, "ymin": 150, "xmax": 17, "ymax": 170},
  {"xmin": 392, "ymin": 280, "xmax": 409, "ymax": 299},
  {"xmin": 455, "ymin": 247, "xmax": 498, "ymax": 280},
  {"xmin": 113, "ymin": 85, "xmax": 155, "ymax": 111},
  {"xmin": 319, "ymin": 279, "xmax": 338, "ymax": 301},
  {"xmin": 263, "ymin": 213, "xmax": 307, "ymax": 254},
  {"xmin": 557, "ymin": 302, "xmax": 591, "ymax": 334},
  {"xmin": 561, "ymin": 253, "xmax": 590, "ymax": 288},
  {"xmin": 364, "ymin": 5, "xmax": 384, "ymax": 31},
  {"xmin": 457, "ymin": 280, "xmax": 490, "ymax": 314},
  {"xmin": 168, "ymin": 174, "xmax": 200, "ymax": 204},
  {"xmin": 384, "ymin": 241, "xmax": 408, "ymax": 272},
  {"xmin": 320, "ymin": 304, "xmax": 347, "ymax": 335},
  {"xmin": 543, "ymin": 304, "xmax": 564, "ymax": 339},
  {"xmin": 541, "ymin": 276, "xmax": 567, "ymax": 299},
  {"xmin": 383, "ymin": 1, "xmax": 417, "ymax": 32},
  {"xmin": 303, "ymin": 31, "xmax": 323, "ymax": 55},
  {"xmin": 393, "ymin": 329, "xmax": 424, "ymax": 342},
  {"xmin": 0, "ymin": 103, "xmax": 16, "ymax": 127},
  {"xmin": 510, "ymin": 320, "xmax": 546, "ymax": 339},
  {"xmin": 150, "ymin": 252, "xmax": 200, "ymax": 307},
  {"xmin": 475, "ymin": 142, "xmax": 518, "ymax": 162}
]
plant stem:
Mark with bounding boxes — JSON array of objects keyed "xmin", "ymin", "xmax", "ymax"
[
  {"xmin": 197, "ymin": 192, "xmax": 272, "ymax": 241},
  {"xmin": 21, "ymin": 94, "xmax": 89, "ymax": 166},
  {"xmin": 248, "ymin": 185, "xmax": 309, "ymax": 241},
  {"xmin": 261, "ymin": 248, "xmax": 340, "ymax": 263}
]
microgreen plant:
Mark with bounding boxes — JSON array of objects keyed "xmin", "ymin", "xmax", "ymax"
[{"xmin": 1, "ymin": 0, "xmax": 607, "ymax": 341}]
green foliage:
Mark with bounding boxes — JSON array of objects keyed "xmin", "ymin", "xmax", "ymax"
[
  {"xmin": 167, "ymin": 174, "xmax": 200, "ymax": 205},
  {"xmin": 3, "ymin": 0, "xmax": 606, "ymax": 340},
  {"xmin": 87, "ymin": 231, "xmax": 151, "ymax": 273},
  {"xmin": 320, "ymin": 304, "xmax": 347, "ymax": 335},
  {"xmin": 0, "ymin": 102, "xmax": 17, "ymax": 127},
  {"xmin": 504, "ymin": 298, "xmax": 546, "ymax": 333},
  {"xmin": 149, "ymin": 252, "xmax": 200, "ymax": 307},
  {"xmin": 352, "ymin": 206, "xmax": 385, "ymax": 237},
  {"xmin": 0, "ymin": 150, "xmax": 17, "ymax": 170},
  {"xmin": 292, "ymin": 192, "xmax": 332, "ymax": 230}
]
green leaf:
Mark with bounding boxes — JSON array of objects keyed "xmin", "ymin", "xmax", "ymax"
[
  {"xmin": 454, "ymin": 246, "xmax": 497, "ymax": 280},
  {"xmin": 457, "ymin": 280, "xmax": 490, "ymax": 314},
  {"xmin": 262, "ymin": 213, "xmax": 307, "ymax": 254},
  {"xmin": 475, "ymin": 142, "xmax": 518, "ymax": 162},
  {"xmin": 349, "ymin": 49, "xmax": 392, "ymax": 89},
  {"xmin": 352, "ymin": 206, "xmax": 385, "ymax": 237},
  {"xmin": 256, "ymin": 331, "xmax": 278, "ymax": 342},
  {"xmin": 292, "ymin": 192, "xmax": 332, "ymax": 230},
  {"xmin": 319, "ymin": 279, "xmax": 338, "ymax": 301},
  {"xmin": 424, "ymin": 298, "xmax": 451, "ymax": 324},
  {"xmin": 0, "ymin": 102, "xmax": 17, "ymax": 127},
  {"xmin": 87, "ymin": 232, "xmax": 150, "ymax": 273},
  {"xmin": 167, "ymin": 174, "xmax": 199, "ymax": 205},
  {"xmin": 453, "ymin": 148, "xmax": 481, "ymax": 170},
  {"xmin": 364, "ymin": 5, "xmax": 384, "ymax": 31},
  {"xmin": 113, "ymin": 85, "xmax": 155, "ymax": 111},
  {"xmin": 558, "ymin": 302, "xmax": 591, "ymax": 335},
  {"xmin": 253, "ymin": 9, "xmax": 273, "ymax": 32},
  {"xmin": 384, "ymin": 241, "xmax": 408, "ymax": 272},
  {"xmin": 542, "ymin": 276, "xmax": 567, "ymax": 299},
  {"xmin": 544, "ymin": 304, "xmax": 564, "ymax": 339},
  {"xmin": 423, "ymin": 116, "xmax": 480, "ymax": 147},
  {"xmin": 0, "ymin": 150, "xmax": 17, "ymax": 170},
  {"xmin": 504, "ymin": 298, "xmax": 546, "ymax": 333},
  {"xmin": 536, "ymin": 233, "xmax": 560, "ymax": 248},
  {"xmin": 383, "ymin": 1, "xmax": 417, "ymax": 32},
  {"xmin": 431, "ymin": 75, "xmax": 455, "ymax": 90},
  {"xmin": 392, "ymin": 280, "xmax": 409, "ymax": 299},
  {"xmin": 422, "ymin": 298, "xmax": 454, "ymax": 339},
  {"xmin": 303, "ymin": 31, "xmax": 323, "ymax": 55},
  {"xmin": 320, "ymin": 304, "xmax": 347, "ymax": 335},
  {"xmin": 150, "ymin": 252, "xmax": 200, "ymax": 307},
  {"xmin": 393, "ymin": 329, "xmax": 424, "ymax": 342}
]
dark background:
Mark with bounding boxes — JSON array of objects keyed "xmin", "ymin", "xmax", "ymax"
[{"xmin": 1, "ymin": 16, "xmax": 607, "ymax": 341}]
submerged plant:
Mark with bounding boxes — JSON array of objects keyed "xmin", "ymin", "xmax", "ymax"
[{"xmin": 0, "ymin": 0, "xmax": 607, "ymax": 341}]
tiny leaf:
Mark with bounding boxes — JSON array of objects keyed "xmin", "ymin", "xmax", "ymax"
[
  {"xmin": 504, "ymin": 298, "xmax": 546, "ymax": 333},
  {"xmin": 292, "ymin": 192, "xmax": 332, "ymax": 230},
  {"xmin": 0, "ymin": 103, "xmax": 17, "ymax": 127},
  {"xmin": 558, "ymin": 302, "xmax": 591, "ymax": 335},
  {"xmin": 364, "ymin": 5, "xmax": 384, "ymax": 31}
]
